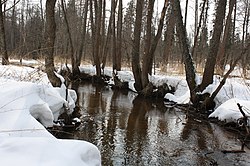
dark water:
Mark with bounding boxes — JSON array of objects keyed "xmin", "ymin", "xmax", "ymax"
[{"xmin": 61, "ymin": 83, "xmax": 250, "ymax": 166}]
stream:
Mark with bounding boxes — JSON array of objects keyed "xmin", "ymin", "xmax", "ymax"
[{"xmin": 56, "ymin": 83, "xmax": 250, "ymax": 165}]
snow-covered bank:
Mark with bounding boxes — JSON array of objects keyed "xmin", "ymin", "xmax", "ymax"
[
  {"xmin": 0, "ymin": 137, "xmax": 100, "ymax": 166},
  {"xmin": 79, "ymin": 65, "xmax": 250, "ymax": 124},
  {"xmin": 0, "ymin": 65, "xmax": 101, "ymax": 166}
]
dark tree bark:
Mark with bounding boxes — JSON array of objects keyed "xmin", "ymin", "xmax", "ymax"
[
  {"xmin": 61, "ymin": 0, "xmax": 78, "ymax": 76},
  {"xmin": 131, "ymin": 0, "xmax": 144, "ymax": 92},
  {"xmin": 116, "ymin": 0, "xmax": 122, "ymax": 71},
  {"xmin": 200, "ymin": 0, "xmax": 227, "ymax": 91},
  {"xmin": 10, "ymin": 0, "xmax": 16, "ymax": 51},
  {"xmin": 217, "ymin": 0, "xmax": 235, "ymax": 75},
  {"xmin": 44, "ymin": 0, "xmax": 60, "ymax": 86},
  {"xmin": 192, "ymin": 0, "xmax": 207, "ymax": 57},
  {"xmin": 141, "ymin": 0, "xmax": 168, "ymax": 91},
  {"xmin": 101, "ymin": 11, "xmax": 112, "ymax": 70},
  {"xmin": 184, "ymin": 0, "xmax": 188, "ymax": 28},
  {"xmin": 147, "ymin": 0, "xmax": 168, "ymax": 75},
  {"xmin": 111, "ymin": 0, "xmax": 117, "ymax": 71},
  {"xmin": 100, "ymin": 0, "xmax": 106, "ymax": 66},
  {"xmin": 142, "ymin": 0, "xmax": 155, "ymax": 88},
  {"xmin": 77, "ymin": 0, "xmax": 88, "ymax": 71},
  {"xmin": 173, "ymin": 0, "xmax": 197, "ymax": 102},
  {"xmin": 61, "ymin": 0, "xmax": 77, "ymax": 75},
  {"xmin": 0, "ymin": 0, "xmax": 8, "ymax": 65},
  {"xmin": 90, "ymin": 0, "xmax": 101, "ymax": 77},
  {"xmin": 163, "ymin": 2, "xmax": 175, "ymax": 65}
]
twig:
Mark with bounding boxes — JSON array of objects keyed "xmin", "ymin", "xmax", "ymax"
[{"xmin": 237, "ymin": 103, "xmax": 249, "ymax": 134}]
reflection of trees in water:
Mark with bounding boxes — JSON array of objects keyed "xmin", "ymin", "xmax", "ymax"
[
  {"xmin": 124, "ymin": 97, "xmax": 150, "ymax": 164},
  {"xmin": 180, "ymin": 114, "xmax": 218, "ymax": 165},
  {"xmin": 57, "ymin": 84, "xmax": 245, "ymax": 165}
]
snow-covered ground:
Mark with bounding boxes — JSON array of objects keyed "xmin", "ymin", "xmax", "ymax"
[{"xmin": 0, "ymin": 64, "xmax": 101, "ymax": 166}]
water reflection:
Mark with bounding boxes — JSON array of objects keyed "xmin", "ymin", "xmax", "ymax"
[{"xmin": 62, "ymin": 83, "xmax": 250, "ymax": 165}]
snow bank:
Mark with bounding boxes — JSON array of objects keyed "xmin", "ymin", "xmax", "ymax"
[
  {"xmin": 202, "ymin": 77, "xmax": 250, "ymax": 107},
  {"xmin": 0, "ymin": 65, "xmax": 101, "ymax": 166},
  {"xmin": 209, "ymin": 98, "xmax": 250, "ymax": 123},
  {"xmin": 0, "ymin": 137, "xmax": 101, "ymax": 166},
  {"xmin": 0, "ymin": 81, "xmax": 76, "ymax": 129}
]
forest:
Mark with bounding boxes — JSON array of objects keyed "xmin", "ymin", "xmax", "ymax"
[{"xmin": 0, "ymin": 0, "xmax": 249, "ymax": 110}]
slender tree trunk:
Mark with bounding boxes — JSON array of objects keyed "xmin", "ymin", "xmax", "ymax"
[
  {"xmin": 200, "ymin": 0, "xmax": 227, "ymax": 91},
  {"xmin": 116, "ymin": 0, "xmax": 122, "ymax": 71},
  {"xmin": 142, "ymin": 0, "xmax": 155, "ymax": 88},
  {"xmin": 90, "ymin": 0, "xmax": 101, "ymax": 77},
  {"xmin": 147, "ymin": 0, "xmax": 168, "ymax": 75},
  {"xmin": 217, "ymin": 0, "xmax": 235, "ymax": 75},
  {"xmin": 184, "ymin": 0, "xmax": 188, "ymax": 28},
  {"xmin": 61, "ymin": 0, "xmax": 77, "ymax": 75},
  {"xmin": 242, "ymin": 1, "xmax": 250, "ymax": 77},
  {"xmin": 10, "ymin": 0, "xmax": 16, "ymax": 51},
  {"xmin": 173, "ymin": 0, "xmax": 197, "ymax": 102},
  {"xmin": 141, "ymin": 0, "xmax": 168, "ymax": 90},
  {"xmin": 132, "ymin": 0, "xmax": 144, "ymax": 92},
  {"xmin": 0, "ymin": 0, "xmax": 8, "ymax": 65},
  {"xmin": 40, "ymin": 0, "xmax": 44, "ymax": 23},
  {"xmin": 232, "ymin": 0, "xmax": 237, "ymax": 43},
  {"xmin": 45, "ymin": 0, "xmax": 60, "ymax": 86},
  {"xmin": 101, "ymin": 13, "xmax": 112, "ymax": 70},
  {"xmin": 77, "ymin": 0, "xmax": 88, "ymax": 69},
  {"xmin": 192, "ymin": 0, "xmax": 207, "ymax": 57},
  {"xmin": 111, "ymin": 0, "xmax": 117, "ymax": 71},
  {"xmin": 100, "ymin": 0, "xmax": 106, "ymax": 65},
  {"xmin": 194, "ymin": 0, "xmax": 198, "ymax": 39},
  {"xmin": 163, "ymin": 2, "xmax": 175, "ymax": 65}
]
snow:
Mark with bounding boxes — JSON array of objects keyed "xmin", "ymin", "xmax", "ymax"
[
  {"xmin": 209, "ymin": 98, "xmax": 250, "ymax": 123},
  {"xmin": 0, "ymin": 137, "xmax": 100, "ymax": 166},
  {"xmin": 0, "ymin": 65, "xmax": 101, "ymax": 166}
]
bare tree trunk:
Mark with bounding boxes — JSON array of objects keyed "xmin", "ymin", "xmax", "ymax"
[
  {"xmin": 100, "ymin": 0, "xmax": 106, "ymax": 66},
  {"xmin": 163, "ymin": 2, "xmax": 175, "ymax": 65},
  {"xmin": 192, "ymin": 0, "xmax": 207, "ymax": 57},
  {"xmin": 116, "ymin": 0, "xmax": 122, "ymax": 71},
  {"xmin": 90, "ymin": 0, "xmax": 101, "ymax": 77},
  {"xmin": 61, "ymin": 0, "xmax": 78, "ymax": 76},
  {"xmin": 232, "ymin": 0, "xmax": 237, "ymax": 43},
  {"xmin": 184, "ymin": 0, "xmax": 188, "ymax": 28},
  {"xmin": 217, "ymin": 0, "xmax": 235, "ymax": 75},
  {"xmin": 147, "ymin": 0, "xmax": 168, "ymax": 75},
  {"xmin": 132, "ymin": 0, "xmax": 144, "ymax": 92},
  {"xmin": 101, "ymin": 12, "xmax": 112, "ymax": 70},
  {"xmin": 194, "ymin": 0, "xmax": 198, "ymax": 40},
  {"xmin": 40, "ymin": 0, "xmax": 44, "ymax": 23},
  {"xmin": 45, "ymin": 0, "xmax": 60, "ymax": 86},
  {"xmin": 142, "ymin": 0, "xmax": 155, "ymax": 88},
  {"xmin": 200, "ymin": 0, "xmax": 227, "ymax": 91},
  {"xmin": 242, "ymin": 1, "xmax": 250, "ymax": 77},
  {"xmin": 0, "ymin": 0, "xmax": 8, "ymax": 65},
  {"xmin": 173, "ymin": 0, "xmax": 197, "ymax": 102},
  {"xmin": 77, "ymin": 0, "xmax": 88, "ymax": 69},
  {"xmin": 10, "ymin": 0, "xmax": 16, "ymax": 51},
  {"xmin": 111, "ymin": 0, "xmax": 117, "ymax": 71}
]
